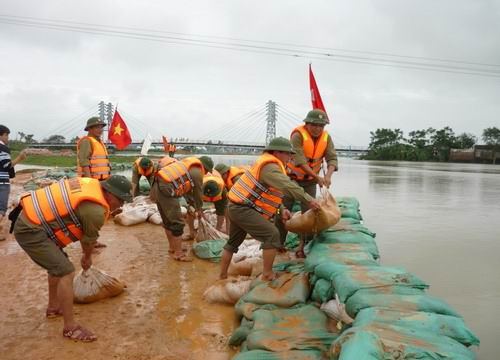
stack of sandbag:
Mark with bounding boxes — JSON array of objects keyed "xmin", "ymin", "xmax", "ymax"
[
  {"xmin": 285, "ymin": 189, "xmax": 341, "ymax": 234},
  {"xmin": 203, "ymin": 276, "xmax": 253, "ymax": 305},
  {"xmin": 73, "ymin": 267, "xmax": 126, "ymax": 303},
  {"xmin": 228, "ymin": 257, "xmax": 263, "ymax": 277}
]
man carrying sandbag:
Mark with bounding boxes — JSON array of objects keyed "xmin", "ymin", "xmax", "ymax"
[
  {"xmin": 214, "ymin": 163, "xmax": 247, "ymax": 190},
  {"xmin": 286, "ymin": 109, "xmax": 338, "ymax": 258},
  {"xmin": 131, "ymin": 156, "xmax": 155, "ymax": 197},
  {"xmin": 219, "ymin": 137, "xmax": 321, "ymax": 281},
  {"xmin": 150, "ymin": 155, "xmax": 213, "ymax": 261},
  {"xmin": 202, "ymin": 170, "xmax": 229, "ymax": 233},
  {"xmin": 13, "ymin": 175, "xmax": 132, "ymax": 342}
]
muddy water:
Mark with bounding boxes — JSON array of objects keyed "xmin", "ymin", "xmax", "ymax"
[
  {"xmin": 332, "ymin": 160, "xmax": 500, "ymax": 359},
  {"xmin": 2, "ymin": 160, "xmax": 498, "ymax": 359}
]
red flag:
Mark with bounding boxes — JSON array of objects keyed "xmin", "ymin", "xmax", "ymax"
[
  {"xmin": 309, "ymin": 64, "xmax": 329, "ymax": 122},
  {"xmin": 108, "ymin": 110, "xmax": 132, "ymax": 150}
]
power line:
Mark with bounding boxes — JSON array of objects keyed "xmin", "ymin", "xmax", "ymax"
[{"xmin": 1, "ymin": 15, "xmax": 500, "ymax": 78}]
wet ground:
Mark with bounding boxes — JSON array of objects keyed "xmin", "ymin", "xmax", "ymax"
[{"xmin": 0, "ymin": 174, "xmax": 238, "ymax": 360}]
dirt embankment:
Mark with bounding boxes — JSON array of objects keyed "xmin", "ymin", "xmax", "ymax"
[{"xmin": 0, "ymin": 173, "xmax": 237, "ymax": 360}]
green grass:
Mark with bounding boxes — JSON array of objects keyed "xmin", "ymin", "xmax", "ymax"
[{"xmin": 13, "ymin": 152, "xmax": 137, "ymax": 168}]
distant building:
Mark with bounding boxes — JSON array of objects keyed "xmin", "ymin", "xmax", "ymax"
[{"xmin": 450, "ymin": 145, "xmax": 500, "ymax": 164}]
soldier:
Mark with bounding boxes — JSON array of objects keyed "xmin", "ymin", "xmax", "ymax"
[
  {"xmin": 13, "ymin": 175, "xmax": 132, "ymax": 342},
  {"xmin": 202, "ymin": 171, "xmax": 229, "ymax": 233},
  {"xmin": 150, "ymin": 155, "xmax": 214, "ymax": 261},
  {"xmin": 213, "ymin": 163, "xmax": 247, "ymax": 191},
  {"xmin": 286, "ymin": 109, "xmax": 338, "ymax": 258},
  {"xmin": 219, "ymin": 137, "xmax": 321, "ymax": 281},
  {"xmin": 77, "ymin": 117, "xmax": 111, "ymax": 180},
  {"xmin": 131, "ymin": 156, "xmax": 155, "ymax": 197}
]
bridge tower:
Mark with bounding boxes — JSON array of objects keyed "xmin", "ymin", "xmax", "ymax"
[
  {"xmin": 265, "ymin": 100, "xmax": 277, "ymax": 145},
  {"xmin": 98, "ymin": 101, "xmax": 106, "ymax": 123}
]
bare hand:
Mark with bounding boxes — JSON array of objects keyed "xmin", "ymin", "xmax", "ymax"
[
  {"xmin": 281, "ymin": 209, "xmax": 291, "ymax": 221},
  {"xmin": 308, "ymin": 199, "xmax": 321, "ymax": 211},
  {"xmin": 197, "ymin": 209, "xmax": 206, "ymax": 220},
  {"xmin": 324, "ymin": 176, "xmax": 332, "ymax": 188},
  {"xmin": 316, "ymin": 176, "xmax": 326, "ymax": 187},
  {"xmin": 81, "ymin": 255, "xmax": 92, "ymax": 271},
  {"xmin": 19, "ymin": 150, "xmax": 28, "ymax": 161}
]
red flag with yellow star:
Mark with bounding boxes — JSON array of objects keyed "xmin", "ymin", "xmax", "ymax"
[{"xmin": 108, "ymin": 110, "xmax": 132, "ymax": 150}]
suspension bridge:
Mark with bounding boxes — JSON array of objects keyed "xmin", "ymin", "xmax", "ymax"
[{"xmin": 27, "ymin": 101, "xmax": 367, "ymax": 156}]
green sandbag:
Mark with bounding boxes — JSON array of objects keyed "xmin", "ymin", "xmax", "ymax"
[
  {"xmin": 192, "ymin": 239, "xmax": 226, "ymax": 262},
  {"xmin": 326, "ymin": 221, "xmax": 376, "ymax": 237},
  {"xmin": 229, "ymin": 318, "xmax": 254, "ymax": 346},
  {"xmin": 354, "ymin": 307, "xmax": 480, "ymax": 347},
  {"xmin": 345, "ymin": 288, "xmax": 460, "ymax": 318},
  {"xmin": 331, "ymin": 324, "xmax": 476, "ymax": 360},
  {"xmin": 304, "ymin": 243, "xmax": 379, "ymax": 273},
  {"xmin": 313, "ymin": 261, "xmax": 378, "ymax": 283},
  {"xmin": 284, "ymin": 232, "xmax": 300, "ymax": 250},
  {"xmin": 317, "ymin": 231, "xmax": 380, "ymax": 260},
  {"xmin": 233, "ymin": 349, "xmax": 322, "ymax": 360},
  {"xmin": 336, "ymin": 196, "xmax": 362, "ymax": 221},
  {"xmin": 310, "ymin": 278, "xmax": 334, "ymax": 303},
  {"xmin": 331, "ymin": 265, "xmax": 429, "ymax": 303},
  {"xmin": 235, "ymin": 262, "xmax": 311, "ymax": 319},
  {"xmin": 245, "ymin": 305, "xmax": 337, "ymax": 353}
]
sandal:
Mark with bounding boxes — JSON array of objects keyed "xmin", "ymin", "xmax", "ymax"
[
  {"xmin": 94, "ymin": 242, "xmax": 107, "ymax": 248},
  {"xmin": 181, "ymin": 234, "xmax": 195, "ymax": 241},
  {"xmin": 261, "ymin": 272, "xmax": 280, "ymax": 282},
  {"xmin": 46, "ymin": 308, "xmax": 63, "ymax": 319},
  {"xmin": 295, "ymin": 250, "xmax": 306, "ymax": 259},
  {"xmin": 63, "ymin": 325, "xmax": 97, "ymax": 342},
  {"xmin": 168, "ymin": 248, "xmax": 188, "ymax": 254},
  {"xmin": 173, "ymin": 254, "xmax": 193, "ymax": 262}
]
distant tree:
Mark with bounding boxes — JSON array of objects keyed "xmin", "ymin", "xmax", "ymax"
[
  {"xmin": 454, "ymin": 133, "xmax": 477, "ymax": 149},
  {"xmin": 24, "ymin": 134, "xmax": 37, "ymax": 144},
  {"xmin": 69, "ymin": 136, "xmax": 80, "ymax": 143},
  {"xmin": 17, "ymin": 131, "xmax": 26, "ymax": 142},
  {"xmin": 430, "ymin": 126, "xmax": 456, "ymax": 161},
  {"xmin": 43, "ymin": 134, "xmax": 66, "ymax": 144},
  {"xmin": 406, "ymin": 128, "xmax": 435, "ymax": 160},
  {"xmin": 482, "ymin": 127, "xmax": 500, "ymax": 164},
  {"xmin": 365, "ymin": 128, "xmax": 406, "ymax": 160}
]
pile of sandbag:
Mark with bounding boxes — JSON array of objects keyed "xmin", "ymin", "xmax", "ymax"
[
  {"xmin": 285, "ymin": 189, "xmax": 341, "ymax": 234},
  {"xmin": 203, "ymin": 276, "xmax": 253, "ymax": 305},
  {"xmin": 73, "ymin": 267, "xmax": 126, "ymax": 303},
  {"xmin": 114, "ymin": 195, "xmax": 163, "ymax": 226}
]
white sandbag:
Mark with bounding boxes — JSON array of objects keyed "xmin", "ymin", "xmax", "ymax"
[
  {"xmin": 132, "ymin": 195, "xmax": 153, "ymax": 206},
  {"xmin": 148, "ymin": 211, "xmax": 163, "ymax": 225},
  {"xmin": 233, "ymin": 239, "xmax": 262, "ymax": 262},
  {"xmin": 203, "ymin": 277, "xmax": 252, "ymax": 304},
  {"xmin": 228, "ymin": 257, "xmax": 263, "ymax": 277},
  {"xmin": 195, "ymin": 218, "xmax": 228, "ymax": 242},
  {"xmin": 285, "ymin": 189, "xmax": 341, "ymax": 234},
  {"xmin": 320, "ymin": 294, "xmax": 354, "ymax": 325},
  {"xmin": 73, "ymin": 267, "xmax": 126, "ymax": 304},
  {"xmin": 114, "ymin": 206, "xmax": 150, "ymax": 226}
]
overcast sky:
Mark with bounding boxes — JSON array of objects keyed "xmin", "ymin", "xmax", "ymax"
[{"xmin": 0, "ymin": 0, "xmax": 499, "ymax": 147}]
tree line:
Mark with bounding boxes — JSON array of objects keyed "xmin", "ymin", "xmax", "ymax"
[{"xmin": 362, "ymin": 126, "xmax": 500, "ymax": 162}]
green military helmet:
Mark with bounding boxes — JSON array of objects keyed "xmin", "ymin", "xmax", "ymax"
[
  {"xmin": 139, "ymin": 157, "xmax": 153, "ymax": 169},
  {"xmin": 304, "ymin": 109, "xmax": 329, "ymax": 125},
  {"xmin": 214, "ymin": 163, "xmax": 230, "ymax": 175},
  {"xmin": 198, "ymin": 156, "xmax": 214, "ymax": 172},
  {"xmin": 203, "ymin": 179, "xmax": 222, "ymax": 197},
  {"xmin": 84, "ymin": 116, "xmax": 106, "ymax": 131},
  {"xmin": 101, "ymin": 175, "xmax": 133, "ymax": 202},
  {"xmin": 264, "ymin": 137, "xmax": 296, "ymax": 154}
]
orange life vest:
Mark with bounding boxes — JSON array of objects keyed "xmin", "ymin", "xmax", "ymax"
[
  {"xmin": 158, "ymin": 156, "xmax": 177, "ymax": 168},
  {"xmin": 20, "ymin": 177, "xmax": 110, "ymax": 248},
  {"xmin": 77, "ymin": 136, "xmax": 111, "ymax": 180},
  {"xmin": 134, "ymin": 157, "xmax": 154, "ymax": 177},
  {"xmin": 156, "ymin": 157, "xmax": 204, "ymax": 197},
  {"xmin": 228, "ymin": 153, "xmax": 285, "ymax": 219},
  {"xmin": 202, "ymin": 172, "xmax": 225, "ymax": 202},
  {"xmin": 287, "ymin": 125, "xmax": 329, "ymax": 181},
  {"xmin": 225, "ymin": 166, "xmax": 247, "ymax": 190},
  {"xmin": 168, "ymin": 144, "xmax": 176, "ymax": 153}
]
